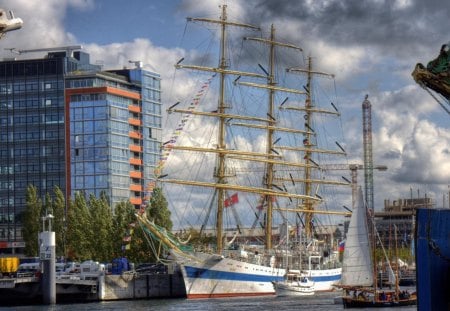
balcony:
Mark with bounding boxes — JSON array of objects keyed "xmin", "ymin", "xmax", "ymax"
[
  {"xmin": 130, "ymin": 171, "xmax": 143, "ymax": 179},
  {"xmin": 128, "ymin": 105, "xmax": 141, "ymax": 113},
  {"xmin": 129, "ymin": 158, "xmax": 143, "ymax": 166},
  {"xmin": 129, "ymin": 131, "xmax": 143, "ymax": 140},
  {"xmin": 130, "ymin": 184, "xmax": 143, "ymax": 192},
  {"xmin": 129, "ymin": 144, "xmax": 142, "ymax": 153},
  {"xmin": 130, "ymin": 197, "xmax": 142, "ymax": 205},
  {"xmin": 128, "ymin": 118, "xmax": 142, "ymax": 127}
]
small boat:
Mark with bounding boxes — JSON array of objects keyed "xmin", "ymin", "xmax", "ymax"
[
  {"xmin": 338, "ymin": 188, "xmax": 417, "ymax": 308},
  {"xmin": 273, "ymin": 271, "xmax": 315, "ymax": 296}
]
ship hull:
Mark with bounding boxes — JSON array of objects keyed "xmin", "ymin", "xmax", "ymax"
[
  {"xmin": 172, "ymin": 251, "xmax": 341, "ymax": 298},
  {"xmin": 416, "ymin": 208, "xmax": 450, "ymax": 310},
  {"xmin": 304, "ymin": 268, "xmax": 342, "ymax": 292}
]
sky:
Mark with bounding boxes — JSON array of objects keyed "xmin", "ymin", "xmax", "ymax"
[{"xmin": 0, "ymin": 0, "xmax": 449, "ymax": 228}]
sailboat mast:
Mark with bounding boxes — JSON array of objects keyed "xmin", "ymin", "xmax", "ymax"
[
  {"xmin": 215, "ymin": 4, "xmax": 228, "ymax": 254},
  {"xmin": 394, "ymin": 225, "xmax": 400, "ymax": 298},
  {"xmin": 304, "ymin": 57, "xmax": 314, "ymax": 238},
  {"xmin": 265, "ymin": 24, "xmax": 276, "ymax": 250},
  {"xmin": 371, "ymin": 209, "xmax": 378, "ymax": 300}
]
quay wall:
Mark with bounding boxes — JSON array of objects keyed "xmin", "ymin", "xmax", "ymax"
[{"xmin": 99, "ymin": 271, "xmax": 186, "ymax": 300}]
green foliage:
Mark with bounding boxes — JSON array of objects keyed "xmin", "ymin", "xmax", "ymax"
[
  {"xmin": 48, "ymin": 186, "xmax": 66, "ymax": 257},
  {"xmin": 374, "ymin": 247, "xmax": 414, "ymax": 264},
  {"xmin": 23, "ymin": 185, "xmax": 42, "ymax": 256},
  {"xmin": 88, "ymin": 193, "xmax": 114, "ymax": 262},
  {"xmin": 112, "ymin": 201, "xmax": 135, "ymax": 258},
  {"xmin": 66, "ymin": 192, "xmax": 92, "ymax": 261},
  {"xmin": 147, "ymin": 188, "xmax": 172, "ymax": 230},
  {"xmin": 125, "ymin": 187, "xmax": 174, "ymax": 264},
  {"xmin": 22, "ymin": 185, "xmax": 174, "ymax": 265}
]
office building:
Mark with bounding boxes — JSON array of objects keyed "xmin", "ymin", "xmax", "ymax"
[{"xmin": 0, "ymin": 47, "xmax": 161, "ymax": 254}]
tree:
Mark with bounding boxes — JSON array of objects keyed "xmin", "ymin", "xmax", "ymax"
[
  {"xmin": 89, "ymin": 193, "xmax": 114, "ymax": 262},
  {"xmin": 66, "ymin": 192, "xmax": 92, "ymax": 261},
  {"xmin": 51, "ymin": 186, "xmax": 67, "ymax": 258},
  {"xmin": 125, "ymin": 187, "xmax": 173, "ymax": 263},
  {"xmin": 112, "ymin": 201, "xmax": 135, "ymax": 259},
  {"xmin": 147, "ymin": 187, "xmax": 172, "ymax": 230},
  {"xmin": 23, "ymin": 185, "xmax": 42, "ymax": 256}
]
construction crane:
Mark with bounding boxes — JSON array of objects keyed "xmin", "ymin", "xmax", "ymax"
[
  {"xmin": 7, "ymin": 45, "xmax": 83, "ymax": 57},
  {"xmin": 321, "ymin": 164, "xmax": 387, "ymax": 209},
  {"xmin": 362, "ymin": 95, "xmax": 375, "ymax": 212}
]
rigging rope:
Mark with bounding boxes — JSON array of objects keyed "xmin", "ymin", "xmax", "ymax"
[{"xmin": 423, "ymin": 85, "xmax": 450, "ymax": 115}]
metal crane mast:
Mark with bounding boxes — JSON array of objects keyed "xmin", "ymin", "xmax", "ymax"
[{"xmin": 362, "ymin": 95, "xmax": 374, "ymax": 211}]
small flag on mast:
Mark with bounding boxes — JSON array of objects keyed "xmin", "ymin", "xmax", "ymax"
[{"xmin": 224, "ymin": 193, "xmax": 239, "ymax": 207}]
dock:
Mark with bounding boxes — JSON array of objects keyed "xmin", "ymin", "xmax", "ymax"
[{"xmin": 0, "ymin": 267, "xmax": 186, "ymax": 305}]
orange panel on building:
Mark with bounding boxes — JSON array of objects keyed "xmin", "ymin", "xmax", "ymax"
[
  {"xmin": 129, "ymin": 158, "xmax": 143, "ymax": 165},
  {"xmin": 129, "ymin": 131, "xmax": 143, "ymax": 140},
  {"xmin": 130, "ymin": 197, "xmax": 143, "ymax": 205},
  {"xmin": 130, "ymin": 171, "xmax": 143, "ymax": 179},
  {"xmin": 129, "ymin": 144, "xmax": 143, "ymax": 153},
  {"xmin": 130, "ymin": 184, "xmax": 143, "ymax": 192},
  {"xmin": 128, "ymin": 105, "xmax": 142, "ymax": 113},
  {"xmin": 128, "ymin": 118, "xmax": 142, "ymax": 126}
]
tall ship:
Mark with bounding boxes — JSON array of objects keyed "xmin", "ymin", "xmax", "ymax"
[{"xmin": 137, "ymin": 5, "xmax": 348, "ymax": 298}]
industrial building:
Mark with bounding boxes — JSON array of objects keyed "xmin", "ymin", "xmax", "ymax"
[{"xmin": 0, "ymin": 47, "xmax": 161, "ymax": 254}]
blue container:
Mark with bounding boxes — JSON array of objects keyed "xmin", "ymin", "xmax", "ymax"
[{"xmin": 111, "ymin": 257, "xmax": 129, "ymax": 275}]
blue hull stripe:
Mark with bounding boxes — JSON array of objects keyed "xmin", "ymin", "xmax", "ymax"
[
  {"xmin": 310, "ymin": 274, "xmax": 342, "ymax": 282},
  {"xmin": 185, "ymin": 266, "xmax": 284, "ymax": 282},
  {"xmin": 184, "ymin": 266, "xmax": 341, "ymax": 283}
]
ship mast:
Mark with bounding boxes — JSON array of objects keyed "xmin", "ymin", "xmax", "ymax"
[
  {"xmin": 216, "ymin": 4, "xmax": 227, "ymax": 254},
  {"xmin": 170, "ymin": 6, "xmax": 323, "ymax": 253},
  {"xmin": 241, "ymin": 25, "xmax": 304, "ymax": 250},
  {"xmin": 174, "ymin": 5, "xmax": 261, "ymax": 253},
  {"xmin": 286, "ymin": 57, "xmax": 341, "ymax": 238},
  {"xmin": 304, "ymin": 57, "xmax": 314, "ymax": 238}
]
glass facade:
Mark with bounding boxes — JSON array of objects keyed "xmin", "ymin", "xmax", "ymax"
[
  {"xmin": 0, "ymin": 50, "xmax": 161, "ymax": 253},
  {"xmin": 0, "ymin": 54, "xmax": 85, "ymax": 251},
  {"xmin": 67, "ymin": 68, "xmax": 161, "ymax": 210}
]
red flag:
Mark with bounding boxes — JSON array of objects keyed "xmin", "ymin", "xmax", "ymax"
[{"xmin": 224, "ymin": 193, "xmax": 239, "ymax": 207}]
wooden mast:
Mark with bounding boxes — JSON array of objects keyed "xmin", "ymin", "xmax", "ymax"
[
  {"xmin": 240, "ymin": 25, "xmax": 303, "ymax": 251},
  {"xmin": 264, "ymin": 24, "xmax": 276, "ymax": 250},
  {"xmin": 215, "ymin": 4, "xmax": 227, "ymax": 254},
  {"xmin": 287, "ymin": 58, "xmax": 338, "ymax": 238},
  {"xmin": 173, "ymin": 5, "xmax": 262, "ymax": 253}
]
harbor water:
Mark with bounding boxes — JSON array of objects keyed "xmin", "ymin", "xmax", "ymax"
[{"xmin": 0, "ymin": 292, "xmax": 417, "ymax": 311}]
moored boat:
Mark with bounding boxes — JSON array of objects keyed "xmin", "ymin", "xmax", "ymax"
[
  {"xmin": 338, "ymin": 187, "xmax": 416, "ymax": 308},
  {"xmin": 273, "ymin": 271, "xmax": 315, "ymax": 296}
]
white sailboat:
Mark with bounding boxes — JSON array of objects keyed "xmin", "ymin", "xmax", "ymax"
[
  {"xmin": 339, "ymin": 187, "xmax": 416, "ymax": 307},
  {"xmin": 137, "ymin": 5, "xmax": 346, "ymax": 299}
]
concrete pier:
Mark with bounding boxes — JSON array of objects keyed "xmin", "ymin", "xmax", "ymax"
[{"xmin": 0, "ymin": 266, "xmax": 186, "ymax": 305}]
